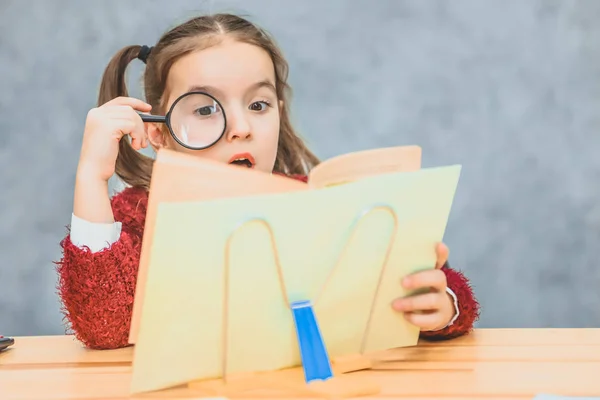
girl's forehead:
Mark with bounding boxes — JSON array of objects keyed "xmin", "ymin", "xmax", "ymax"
[{"xmin": 166, "ymin": 39, "xmax": 276, "ymax": 100}]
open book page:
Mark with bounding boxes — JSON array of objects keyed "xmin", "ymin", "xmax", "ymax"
[
  {"xmin": 128, "ymin": 149, "xmax": 308, "ymax": 344},
  {"xmin": 308, "ymin": 145, "xmax": 422, "ymax": 188}
]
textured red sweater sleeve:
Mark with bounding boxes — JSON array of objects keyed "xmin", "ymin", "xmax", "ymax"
[
  {"xmin": 55, "ymin": 187, "xmax": 149, "ymax": 350},
  {"xmin": 419, "ymin": 262, "xmax": 480, "ymax": 340}
]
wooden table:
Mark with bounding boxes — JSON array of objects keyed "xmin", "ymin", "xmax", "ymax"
[{"xmin": 1, "ymin": 329, "xmax": 599, "ymax": 400}]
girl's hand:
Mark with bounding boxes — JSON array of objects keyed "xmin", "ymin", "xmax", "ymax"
[
  {"xmin": 77, "ymin": 97, "xmax": 152, "ymax": 182},
  {"xmin": 391, "ymin": 243, "xmax": 456, "ymax": 331}
]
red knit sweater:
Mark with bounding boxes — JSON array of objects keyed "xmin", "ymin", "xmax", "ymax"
[{"xmin": 56, "ymin": 176, "xmax": 480, "ymax": 350}]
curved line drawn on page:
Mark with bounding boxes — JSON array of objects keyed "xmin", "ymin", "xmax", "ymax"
[{"xmin": 221, "ymin": 204, "xmax": 399, "ymax": 381}]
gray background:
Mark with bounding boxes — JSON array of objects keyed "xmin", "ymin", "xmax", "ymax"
[{"xmin": 2, "ymin": 0, "xmax": 599, "ymax": 336}]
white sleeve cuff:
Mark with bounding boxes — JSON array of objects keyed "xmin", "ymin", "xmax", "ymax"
[
  {"xmin": 69, "ymin": 213, "xmax": 122, "ymax": 253},
  {"xmin": 442, "ymin": 287, "xmax": 460, "ymax": 328}
]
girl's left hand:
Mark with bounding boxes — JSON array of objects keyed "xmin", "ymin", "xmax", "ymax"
[{"xmin": 391, "ymin": 243, "xmax": 456, "ymax": 331}]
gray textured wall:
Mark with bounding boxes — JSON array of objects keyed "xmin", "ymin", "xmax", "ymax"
[{"xmin": 2, "ymin": 0, "xmax": 599, "ymax": 336}]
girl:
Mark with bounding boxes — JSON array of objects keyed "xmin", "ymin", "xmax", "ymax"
[{"xmin": 56, "ymin": 13, "xmax": 479, "ymax": 350}]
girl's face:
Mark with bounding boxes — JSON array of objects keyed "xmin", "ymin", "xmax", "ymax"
[{"xmin": 148, "ymin": 38, "xmax": 281, "ymax": 173}]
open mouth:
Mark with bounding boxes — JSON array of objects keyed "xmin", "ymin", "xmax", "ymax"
[
  {"xmin": 228, "ymin": 153, "xmax": 255, "ymax": 169},
  {"xmin": 229, "ymin": 158, "xmax": 253, "ymax": 168}
]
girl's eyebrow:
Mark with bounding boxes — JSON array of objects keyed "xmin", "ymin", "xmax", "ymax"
[
  {"xmin": 186, "ymin": 80, "xmax": 276, "ymax": 98},
  {"xmin": 250, "ymin": 80, "xmax": 277, "ymax": 95}
]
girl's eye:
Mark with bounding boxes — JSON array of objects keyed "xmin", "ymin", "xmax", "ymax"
[
  {"xmin": 194, "ymin": 103, "xmax": 221, "ymax": 116},
  {"xmin": 249, "ymin": 101, "xmax": 270, "ymax": 112}
]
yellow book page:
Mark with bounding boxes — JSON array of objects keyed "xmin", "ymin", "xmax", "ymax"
[
  {"xmin": 308, "ymin": 145, "xmax": 422, "ymax": 188},
  {"xmin": 130, "ymin": 164, "xmax": 461, "ymax": 394}
]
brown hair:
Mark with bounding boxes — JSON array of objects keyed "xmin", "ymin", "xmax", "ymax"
[{"xmin": 97, "ymin": 13, "xmax": 320, "ymax": 189}]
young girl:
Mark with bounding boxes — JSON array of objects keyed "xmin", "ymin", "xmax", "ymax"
[{"xmin": 56, "ymin": 13, "xmax": 480, "ymax": 350}]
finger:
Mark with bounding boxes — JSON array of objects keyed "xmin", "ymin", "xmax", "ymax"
[
  {"xmin": 141, "ymin": 132, "xmax": 148, "ymax": 149},
  {"xmin": 125, "ymin": 109, "xmax": 148, "ymax": 150},
  {"xmin": 392, "ymin": 292, "xmax": 443, "ymax": 313},
  {"xmin": 111, "ymin": 109, "xmax": 148, "ymax": 150},
  {"xmin": 403, "ymin": 311, "xmax": 444, "ymax": 331},
  {"xmin": 104, "ymin": 96, "xmax": 152, "ymax": 112},
  {"xmin": 107, "ymin": 118, "xmax": 135, "ymax": 141},
  {"xmin": 109, "ymin": 117, "xmax": 146, "ymax": 150},
  {"xmin": 402, "ymin": 269, "xmax": 446, "ymax": 291},
  {"xmin": 106, "ymin": 105, "xmax": 146, "ymax": 118},
  {"xmin": 435, "ymin": 242, "xmax": 449, "ymax": 269}
]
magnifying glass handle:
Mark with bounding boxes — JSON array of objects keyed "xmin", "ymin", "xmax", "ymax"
[{"xmin": 139, "ymin": 113, "xmax": 166, "ymax": 123}]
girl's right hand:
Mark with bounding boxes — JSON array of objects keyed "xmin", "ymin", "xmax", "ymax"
[{"xmin": 77, "ymin": 96, "xmax": 152, "ymax": 182}]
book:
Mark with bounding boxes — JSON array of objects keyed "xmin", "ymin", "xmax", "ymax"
[
  {"xmin": 128, "ymin": 145, "xmax": 424, "ymax": 344},
  {"xmin": 128, "ymin": 145, "xmax": 461, "ymax": 394}
]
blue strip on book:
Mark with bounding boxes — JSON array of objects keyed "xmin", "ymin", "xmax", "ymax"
[{"xmin": 290, "ymin": 300, "xmax": 334, "ymax": 383}]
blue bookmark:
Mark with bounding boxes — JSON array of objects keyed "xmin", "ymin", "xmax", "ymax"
[{"xmin": 290, "ymin": 300, "xmax": 334, "ymax": 383}]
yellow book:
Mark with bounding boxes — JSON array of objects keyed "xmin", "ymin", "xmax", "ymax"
[{"xmin": 129, "ymin": 145, "xmax": 461, "ymax": 394}]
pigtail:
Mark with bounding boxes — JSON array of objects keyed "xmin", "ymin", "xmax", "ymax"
[
  {"xmin": 269, "ymin": 49, "xmax": 320, "ymax": 175},
  {"xmin": 275, "ymin": 102, "xmax": 320, "ymax": 175},
  {"xmin": 97, "ymin": 45, "xmax": 154, "ymax": 190}
]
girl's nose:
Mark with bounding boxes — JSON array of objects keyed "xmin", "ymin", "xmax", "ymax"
[{"xmin": 226, "ymin": 112, "xmax": 252, "ymax": 142}]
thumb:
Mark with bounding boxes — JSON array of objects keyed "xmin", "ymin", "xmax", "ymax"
[{"xmin": 435, "ymin": 242, "xmax": 449, "ymax": 269}]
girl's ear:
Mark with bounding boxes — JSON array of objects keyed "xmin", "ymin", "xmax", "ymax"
[{"xmin": 146, "ymin": 123, "xmax": 167, "ymax": 149}]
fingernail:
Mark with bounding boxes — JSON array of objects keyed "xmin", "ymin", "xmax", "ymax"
[{"xmin": 402, "ymin": 276, "xmax": 411, "ymax": 287}]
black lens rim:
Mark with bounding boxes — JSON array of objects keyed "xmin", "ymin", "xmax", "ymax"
[{"xmin": 165, "ymin": 91, "xmax": 228, "ymax": 150}]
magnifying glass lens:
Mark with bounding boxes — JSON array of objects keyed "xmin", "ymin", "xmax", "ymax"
[{"xmin": 169, "ymin": 93, "xmax": 225, "ymax": 149}]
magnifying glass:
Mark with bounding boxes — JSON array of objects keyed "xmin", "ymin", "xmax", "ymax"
[{"xmin": 139, "ymin": 91, "xmax": 227, "ymax": 150}]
